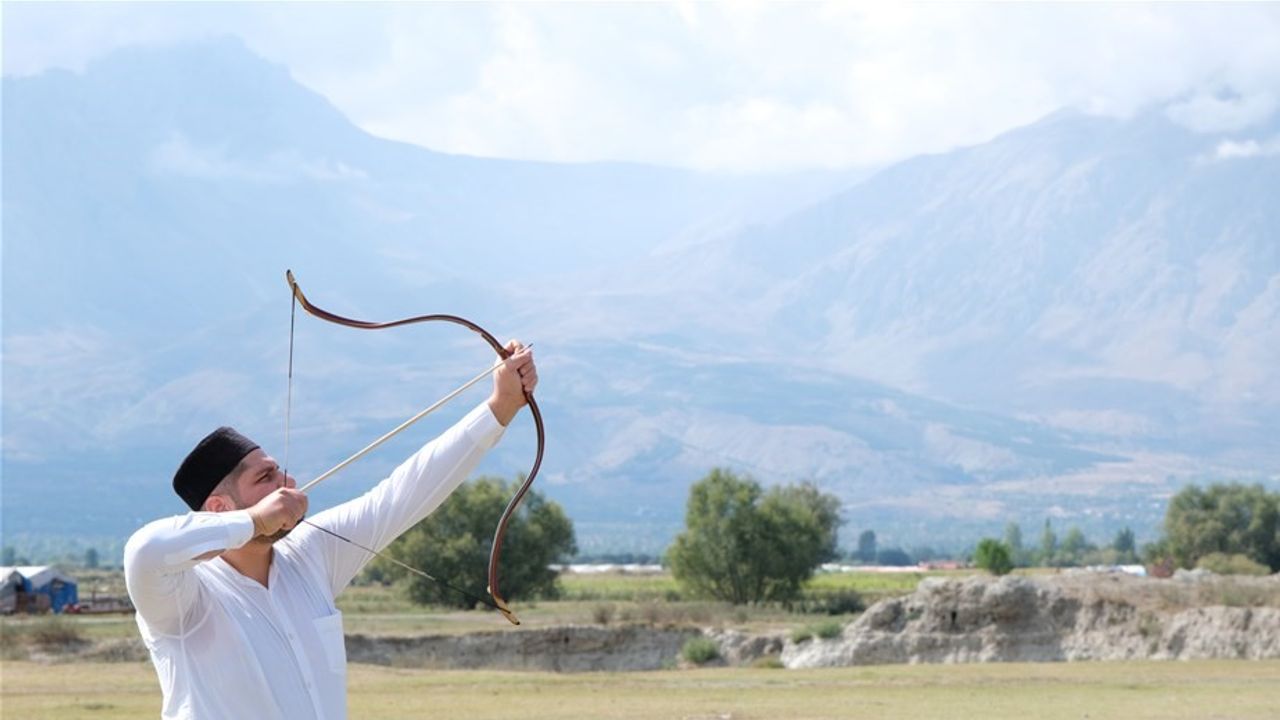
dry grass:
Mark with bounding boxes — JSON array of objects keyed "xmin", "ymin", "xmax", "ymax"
[
  {"xmin": 2, "ymin": 659, "xmax": 1278, "ymax": 719},
  {"xmin": 1057, "ymin": 572, "xmax": 1280, "ymax": 612}
]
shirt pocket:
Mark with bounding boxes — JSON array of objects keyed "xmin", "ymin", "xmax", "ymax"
[{"xmin": 312, "ymin": 611, "xmax": 347, "ymax": 674}]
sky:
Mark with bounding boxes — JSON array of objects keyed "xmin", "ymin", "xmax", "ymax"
[{"xmin": 4, "ymin": 2, "xmax": 1280, "ymax": 173}]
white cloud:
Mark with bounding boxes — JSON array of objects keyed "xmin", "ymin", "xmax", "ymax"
[
  {"xmin": 1212, "ymin": 135, "xmax": 1280, "ymax": 160},
  {"xmin": 148, "ymin": 133, "xmax": 369, "ymax": 182},
  {"xmin": 5, "ymin": 3, "xmax": 1280, "ymax": 172},
  {"xmin": 1167, "ymin": 90, "xmax": 1278, "ymax": 133}
]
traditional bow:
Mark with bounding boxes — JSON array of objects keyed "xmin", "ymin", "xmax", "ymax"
[{"xmin": 284, "ymin": 270, "xmax": 544, "ymax": 625}]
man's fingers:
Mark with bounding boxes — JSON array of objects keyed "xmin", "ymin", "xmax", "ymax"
[{"xmin": 504, "ymin": 349, "xmax": 534, "ymax": 372}]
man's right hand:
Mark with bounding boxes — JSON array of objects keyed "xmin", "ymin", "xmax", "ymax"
[{"xmin": 247, "ymin": 488, "xmax": 308, "ymax": 538}]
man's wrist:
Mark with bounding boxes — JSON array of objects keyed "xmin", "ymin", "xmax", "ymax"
[
  {"xmin": 487, "ymin": 395, "xmax": 521, "ymax": 427},
  {"xmin": 247, "ymin": 507, "xmax": 267, "ymax": 537}
]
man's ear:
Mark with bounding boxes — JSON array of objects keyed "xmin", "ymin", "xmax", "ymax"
[{"xmin": 203, "ymin": 494, "xmax": 234, "ymax": 513}]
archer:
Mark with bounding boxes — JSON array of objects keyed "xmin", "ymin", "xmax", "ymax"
[{"xmin": 123, "ymin": 342, "xmax": 536, "ymax": 719}]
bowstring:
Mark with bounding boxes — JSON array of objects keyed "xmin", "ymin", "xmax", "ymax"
[
  {"xmin": 284, "ymin": 291, "xmax": 296, "ymax": 479},
  {"xmin": 299, "ymin": 519, "xmax": 501, "ymax": 612}
]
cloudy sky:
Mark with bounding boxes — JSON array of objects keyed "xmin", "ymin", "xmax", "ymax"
[{"xmin": 5, "ymin": 2, "xmax": 1280, "ymax": 172}]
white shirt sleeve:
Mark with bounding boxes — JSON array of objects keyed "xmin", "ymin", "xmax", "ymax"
[
  {"xmin": 291, "ymin": 402, "xmax": 506, "ymax": 596},
  {"xmin": 123, "ymin": 510, "xmax": 256, "ymax": 637}
]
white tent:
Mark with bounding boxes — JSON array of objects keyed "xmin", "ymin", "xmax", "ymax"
[{"xmin": 0, "ymin": 566, "xmax": 77, "ymax": 588}]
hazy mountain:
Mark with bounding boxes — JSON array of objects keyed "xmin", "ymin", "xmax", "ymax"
[
  {"xmin": 4, "ymin": 39, "xmax": 1277, "ymax": 558},
  {"xmin": 718, "ymin": 108, "xmax": 1280, "ymax": 428}
]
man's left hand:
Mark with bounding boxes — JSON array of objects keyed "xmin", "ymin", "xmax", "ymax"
[{"xmin": 488, "ymin": 340, "xmax": 536, "ymax": 426}]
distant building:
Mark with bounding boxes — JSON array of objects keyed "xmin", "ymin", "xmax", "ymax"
[
  {"xmin": 0, "ymin": 568, "xmax": 28, "ymax": 613},
  {"xmin": 0, "ymin": 566, "xmax": 79, "ymax": 614}
]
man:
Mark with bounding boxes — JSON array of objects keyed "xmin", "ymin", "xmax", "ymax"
[{"xmin": 124, "ymin": 343, "xmax": 537, "ymax": 719}]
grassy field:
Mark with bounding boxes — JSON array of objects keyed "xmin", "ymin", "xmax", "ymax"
[
  {"xmin": 9, "ymin": 568, "xmax": 1277, "ymax": 646},
  {"xmin": 6, "ymin": 570, "xmax": 1280, "ymax": 718},
  {"xmin": 331, "ymin": 568, "xmax": 937, "ymax": 635},
  {"xmin": 3, "ymin": 659, "xmax": 1278, "ymax": 719}
]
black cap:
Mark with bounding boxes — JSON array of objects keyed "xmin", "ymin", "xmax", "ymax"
[{"xmin": 173, "ymin": 427, "xmax": 260, "ymax": 510}]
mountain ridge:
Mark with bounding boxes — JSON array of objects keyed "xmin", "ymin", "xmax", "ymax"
[{"xmin": 3, "ymin": 40, "xmax": 1277, "ymax": 556}]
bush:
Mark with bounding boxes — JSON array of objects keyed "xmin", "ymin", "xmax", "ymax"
[
  {"xmin": 1196, "ymin": 552, "xmax": 1272, "ymax": 576},
  {"xmin": 813, "ymin": 620, "xmax": 844, "ymax": 639},
  {"xmin": 667, "ymin": 469, "xmax": 841, "ymax": 604},
  {"xmin": 792, "ymin": 620, "xmax": 843, "ymax": 643},
  {"xmin": 0, "ymin": 622, "xmax": 28, "ymax": 660},
  {"xmin": 29, "ymin": 616, "xmax": 85, "ymax": 649},
  {"xmin": 876, "ymin": 547, "xmax": 914, "ymax": 566},
  {"xmin": 681, "ymin": 636, "xmax": 720, "ymax": 665},
  {"xmin": 378, "ymin": 475, "xmax": 576, "ymax": 609},
  {"xmin": 591, "ymin": 603, "xmax": 615, "ymax": 625},
  {"xmin": 794, "ymin": 588, "xmax": 865, "ymax": 616},
  {"xmin": 1163, "ymin": 483, "xmax": 1279, "ymax": 571},
  {"xmin": 974, "ymin": 538, "xmax": 1014, "ymax": 576},
  {"xmin": 752, "ymin": 655, "xmax": 785, "ymax": 669}
]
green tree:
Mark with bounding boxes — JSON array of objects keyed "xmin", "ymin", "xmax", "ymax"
[
  {"xmin": 856, "ymin": 530, "xmax": 877, "ymax": 563},
  {"xmin": 1059, "ymin": 527, "xmax": 1095, "ymax": 566},
  {"xmin": 910, "ymin": 545, "xmax": 940, "ymax": 562},
  {"xmin": 1112, "ymin": 527, "xmax": 1138, "ymax": 564},
  {"xmin": 1195, "ymin": 552, "xmax": 1271, "ymax": 576},
  {"xmin": 84, "ymin": 548, "xmax": 100, "ymax": 569},
  {"xmin": 757, "ymin": 482, "xmax": 842, "ymax": 598},
  {"xmin": 974, "ymin": 538, "xmax": 1014, "ymax": 575},
  {"xmin": 1003, "ymin": 522, "xmax": 1026, "ymax": 566},
  {"xmin": 377, "ymin": 475, "xmax": 576, "ymax": 609},
  {"xmin": 1163, "ymin": 483, "xmax": 1280, "ymax": 571},
  {"xmin": 667, "ymin": 469, "xmax": 842, "ymax": 604},
  {"xmin": 1039, "ymin": 519, "xmax": 1058, "ymax": 566},
  {"xmin": 875, "ymin": 547, "xmax": 913, "ymax": 567}
]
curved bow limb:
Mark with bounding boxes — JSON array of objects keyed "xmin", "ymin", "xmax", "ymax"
[{"xmin": 286, "ymin": 270, "xmax": 542, "ymax": 625}]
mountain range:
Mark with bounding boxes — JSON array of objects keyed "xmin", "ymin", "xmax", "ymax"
[{"xmin": 4, "ymin": 38, "xmax": 1278, "ymax": 558}]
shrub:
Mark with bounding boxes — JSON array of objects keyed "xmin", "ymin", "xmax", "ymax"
[
  {"xmin": 813, "ymin": 620, "xmax": 844, "ymax": 639},
  {"xmin": 681, "ymin": 636, "xmax": 720, "ymax": 665},
  {"xmin": 1163, "ymin": 483, "xmax": 1280, "ymax": 571},
  {"xmin": 667, "ymin": 469, "xmax": 841, "ymax": 604},
  {"xmin": 792, "ymin": 620, "xmax": 843, "ymax": 643},
  {"xmin": 29, "ymin": 616, "xmax": 85, "ymax": 649},
  {"xmin": 751, "ymin": 655, "xmax": 785, "ymax": 669},
  {"xmin": 379, "ymin": 475, "xmax": 577, "ymax": 609},
  {"xmin": 1196, "ymin": 552, "xmax": 1271, "ymax": 576},
  {"xmin": 0, "ymin": 622, "xmax": 28, "ymax": 661},
  {"xmin": 796, "ymin": 588, "xmax": 865, "ymax": 615},
  {"xmin": 591, "ymin": 603, "xmax": 615, "ymax": 625},
  {"xmin": 640, "ymin": 602, "xmax": 664, "ymax": 626},
  {"xmin": 974, "ymin": 538, "xmax": 1014, "ymax": 576}
]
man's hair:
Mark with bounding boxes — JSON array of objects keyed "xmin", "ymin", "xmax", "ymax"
[{"xmin": 204, "ymin": 456, "xmax": 254, "ymax": 509}]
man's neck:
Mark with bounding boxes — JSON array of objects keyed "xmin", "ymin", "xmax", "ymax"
[{"xmin": 221, "ymin": 542, "xmax": 274, "ymax": 587}]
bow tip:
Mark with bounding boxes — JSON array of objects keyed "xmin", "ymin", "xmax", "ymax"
[{"xmin": 489, "ymin": 586, "xmax": 521, "ymax": 626}]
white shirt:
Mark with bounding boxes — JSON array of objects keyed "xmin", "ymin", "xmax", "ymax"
[{"xmin": 124, "ymin": 403, "xmax": 505, "ymax": 720}]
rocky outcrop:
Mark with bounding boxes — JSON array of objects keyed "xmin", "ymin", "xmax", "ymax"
[
  {"xmin": 783, "ymin": 574, "xmax": 1280, "ymax": 668},
  {"xmin": 345, "ymin": 625, "xmax": 701, "ymax": 672},
  {"xmin": 703, "ymin": 628, "xmax": 787, "ymax": 666}
]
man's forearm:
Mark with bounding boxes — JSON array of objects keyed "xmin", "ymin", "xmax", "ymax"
[
  {"xmin": 487, "ymin": 394, "xmax": 523, "ymax": 427},
  {"xmin": 124, "ymin": 511, "xmax": 256, "ymax": 635}
]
